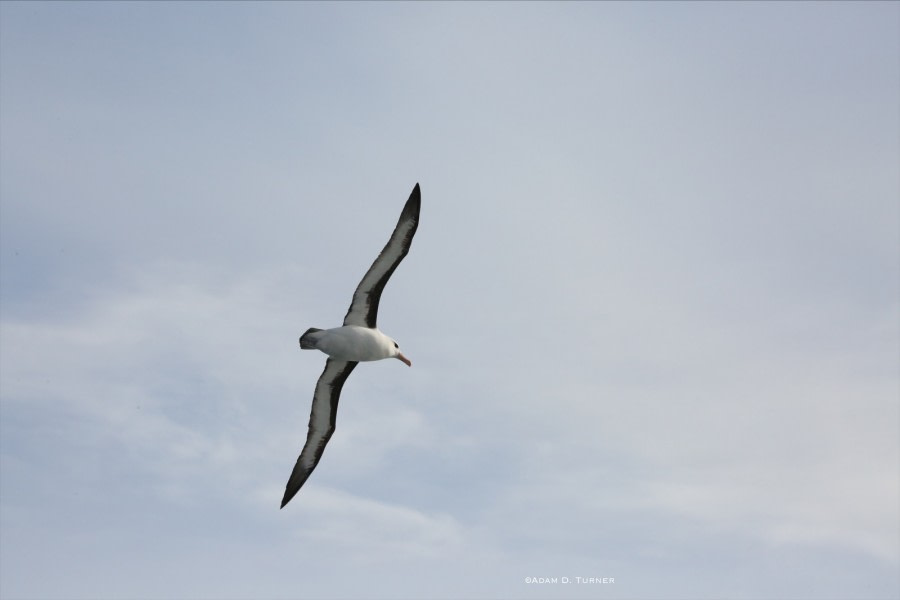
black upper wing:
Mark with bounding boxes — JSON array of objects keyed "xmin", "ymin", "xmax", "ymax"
[
  {"xmin": 281, "ymin": 359, "xmax": 358, "ymax": 508},
  {"xmin": 343, "ymin": 184, "xmax": 421, "ymax": 328}
]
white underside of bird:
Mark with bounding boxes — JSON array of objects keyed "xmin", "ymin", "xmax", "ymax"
[{"xmin": 300, "ymin": 325, "xmax": 411, "ymax": 365}]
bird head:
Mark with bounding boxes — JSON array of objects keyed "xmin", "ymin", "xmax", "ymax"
[{"xmin": 391, "ymin": 339, "xmax": 411, "ymax": 367}]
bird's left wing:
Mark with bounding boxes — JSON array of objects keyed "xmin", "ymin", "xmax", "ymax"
[
  {"xmin": 281, "ymin": 359, "xmax": 358, "ymax": 508},
  {"xmin": 343, "ymin": 183, "xmax": 421, "ymax": 328}
]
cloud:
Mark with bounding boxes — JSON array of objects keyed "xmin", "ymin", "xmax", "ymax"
[
  {"xmin": 2, "ymin": 2, "xmax": 898, "ymax": 599},
  {"xmin": 2, "ymin": 222, "xmax": 897, "ymax": 599}
]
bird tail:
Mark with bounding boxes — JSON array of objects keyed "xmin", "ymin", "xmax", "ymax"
[{"xmin": 299, "ymin": 327, "xmax": 324, "ymax": 349}]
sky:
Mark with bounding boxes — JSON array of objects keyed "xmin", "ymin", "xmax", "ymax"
[{"xmin": 0, "ymin": 2, "xmax": 898, "ymax": 599}]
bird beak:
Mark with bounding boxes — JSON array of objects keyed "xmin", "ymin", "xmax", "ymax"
[{"xmin": 397, "ymin": 353, "xmax": 411, "ymax": 367}]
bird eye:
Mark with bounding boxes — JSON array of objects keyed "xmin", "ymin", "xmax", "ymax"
[{"xmin": 394, "ymin": 342, "xmax": 399, "ymax": 348}]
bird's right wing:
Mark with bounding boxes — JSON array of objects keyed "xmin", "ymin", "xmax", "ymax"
[
  {"xmin": 343, "ymin": 184, "xmax": 421, "ymax": 328},
  {"xmin": 281, "ymin": 359, "xmax": 358, "ymax": 508}
]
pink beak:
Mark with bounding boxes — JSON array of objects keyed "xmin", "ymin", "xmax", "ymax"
[{"xmin": 397, "ymin": 352, "xmax": 411, "ymax": 367}]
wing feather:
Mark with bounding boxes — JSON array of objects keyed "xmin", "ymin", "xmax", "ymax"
[
  {"xmin": 281, "ymin": 359, "xmax": 358, "ymax": 508},
  {"xmin": 343, "ymin": 184, "xmax": 421, "ymax": 328}
]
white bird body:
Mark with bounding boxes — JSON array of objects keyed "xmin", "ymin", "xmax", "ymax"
[{"xmin": 302, "ymin": 325, "xmax": 410, "ymax": 365}]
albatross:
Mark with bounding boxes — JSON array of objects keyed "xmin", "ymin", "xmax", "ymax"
[{"xmin": 280, "ymin": 183, "xmax": 421, "ymax": 508}]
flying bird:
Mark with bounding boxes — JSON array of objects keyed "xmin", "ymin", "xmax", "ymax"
[{"xmin": 281, "ymin": 183, "xmax": 421, "ymax": 508}]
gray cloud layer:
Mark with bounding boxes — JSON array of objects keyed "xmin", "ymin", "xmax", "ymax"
[{"xmin": 2, "ymin": 2, "xmax": 897, "ymax": 599}]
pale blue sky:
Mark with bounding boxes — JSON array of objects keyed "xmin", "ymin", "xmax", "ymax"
[{"xmin": 1, "ymin": 2, "xmax": 898, "ymax": 599}]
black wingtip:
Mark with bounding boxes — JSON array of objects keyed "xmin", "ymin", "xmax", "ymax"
[
  {"xmin": 405, "ymin": 183, "xmax": 421, "ymax": 214},
  {"xmin": 280, "ymin": 482, "xmax": 298, "ymax": 509}
]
